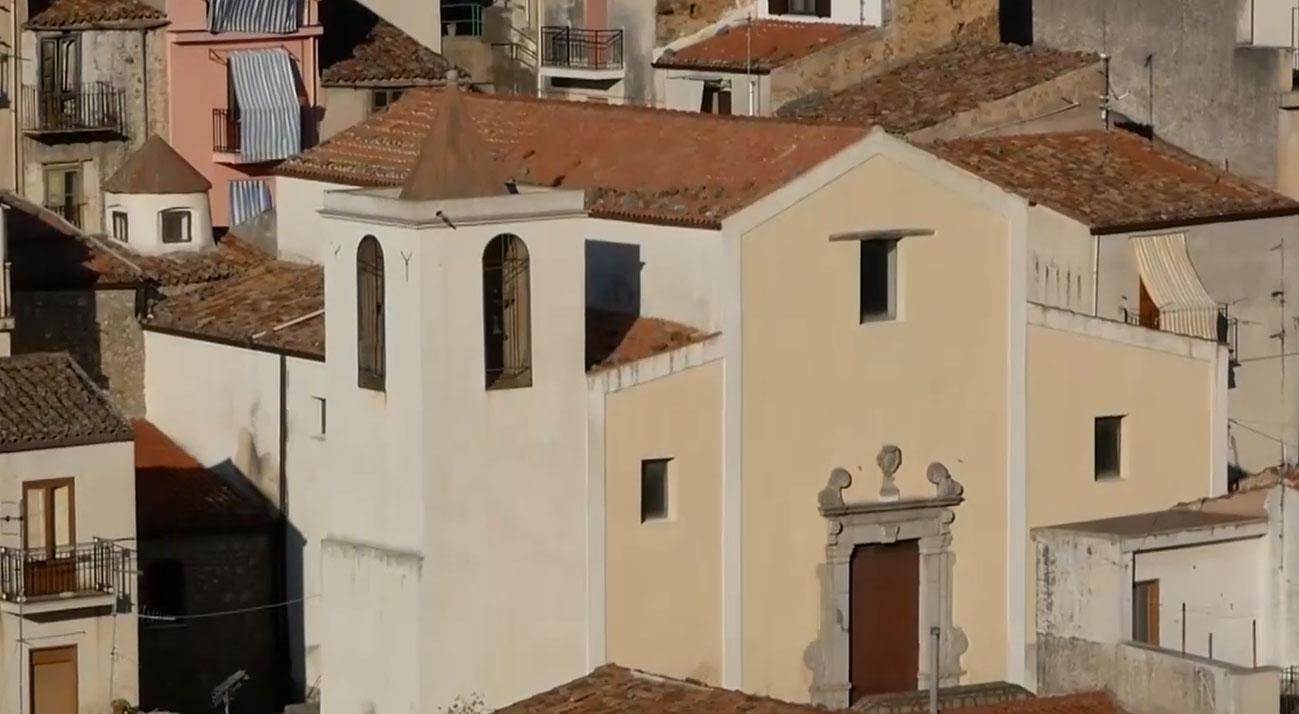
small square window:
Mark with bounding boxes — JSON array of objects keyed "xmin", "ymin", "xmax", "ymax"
[
  {"xmin": 371, "ymin": 88, "xmax": 406, "ymax": 115},
  {"xmin": 788, "ymin": 0, "xmax": 817, "ymax": 13},
  {"xmin": 161, "ymin": 209, "xmax": 192, "ymax": 244},
  {"xmin": 111, "ymin": 211, "xmax": 128, "ymax": 243},
  {"xmin": 860, "ymin": 239, "xmax": 898, "ymax": 323},
  {"xmin": 1094, "ymin": 415, "xmax": 1124, "ymax": 480},
  {"xmin": 640, "ymin": 458, "xmax": 671, "ymax": 523}
]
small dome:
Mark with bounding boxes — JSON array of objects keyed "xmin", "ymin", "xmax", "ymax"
[{"xmin": 103, "ymin": 135, "xmax": 212, "ymax": 195}]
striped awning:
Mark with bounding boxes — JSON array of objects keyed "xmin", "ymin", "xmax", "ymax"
[
  {"xmin": 1130, "ymin": 233, "xmax": 1220, "ymax": 341},
  {"xmin": 230, "ymin": 179, "xmax": 273, "ymax": 226},
  {"xmin": 207, "ymin": 0, "xmax": 298, "ymax": 34},
  {"xmin": 229, "ymin": 49, "xmax": 302, "ymax": 163}
]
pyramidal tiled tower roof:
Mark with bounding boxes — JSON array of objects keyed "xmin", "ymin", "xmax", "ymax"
[
  {"xmin": 399, "ymin": 71, "xmax": 511, "ymax": 201},
  {"xmin": 104, "ymin": 135, "xmax": 213, "ymax": 195}
]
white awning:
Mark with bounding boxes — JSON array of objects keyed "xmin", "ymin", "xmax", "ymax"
[{"xmin": 1130, "ymin": 232, "xmax": 1219, "ymax": 341}]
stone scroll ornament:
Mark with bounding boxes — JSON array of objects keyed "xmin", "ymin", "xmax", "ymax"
[
  {"xmin": 926, "ymin": 461, "xmax": 964, "ymax": 498},
  {"xmin": 876, "ymin": 444, "xmax": 901, "ymax": 500}
]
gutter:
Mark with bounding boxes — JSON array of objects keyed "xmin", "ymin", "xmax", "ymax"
[{"xmin": 1091, "ymin": 205, "xmax": 1299, "ymax": 235}]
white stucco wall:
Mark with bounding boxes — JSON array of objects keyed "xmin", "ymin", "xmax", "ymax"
[
  {"xmin": 141, "ymin": 331, "xmax": 328, "ymax": 694},
  {"xmin": 756, "ymin": 0, "xmax": 882, "ymax": 26},
  {"xmin": 319, "ymin": 191, "xmax": 592, "ymax": 711},
  {"xmin": 275, "ymin": 177, "xmax": 350, "ymax": 263},
  {"xmin": 584, "ymin": 218, "xmax": 723, "ymax": 330},
  {"xmin": 1134, "ymin": 538, "xmax": 1268, "ymax": 666},
  {"xmin": 103, "ymin": 191, "xmax": 214, "ymax": 256},
  {"xmin": 655, "ymin": 69, "xmax": 767, "ymax": 116}
]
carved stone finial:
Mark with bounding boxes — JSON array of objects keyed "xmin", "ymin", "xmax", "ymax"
[
  {"xmin": 819, "ymin": 468, "xmax": 853, "ymax": 510},
  {"xmin": 876, "ymin": 444, "xmax": 901, "ymax": 501},
  {"xmin": 926, "ymin": 462, "xmax": 964, "ymax": 498}
]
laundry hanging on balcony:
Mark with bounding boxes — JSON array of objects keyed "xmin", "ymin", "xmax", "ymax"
[
  {"xmin": 1130, "ymin": 232, "xmax": 1220, "ymax": 341},
  {"xmin": 207, "ymin": 0, "xmax": 299, "ymax": 34},
  {"xmin": 228, "ymin": 49, "xmax": 302, "ymax": 163},
  {"xmin": 230, "ymin": 179, "xmax": 273, "ymax": 226}
]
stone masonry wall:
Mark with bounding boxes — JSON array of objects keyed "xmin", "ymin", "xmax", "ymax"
[
  {"xmin": 11, "ymin": 288, "xmax": 145, "ymax": 415},
  {"xmin": 770, "ymin": 0, "xmax": 998, "ymax": 109}
]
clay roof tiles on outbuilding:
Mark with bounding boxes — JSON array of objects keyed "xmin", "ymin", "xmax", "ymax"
[
  {"xmin": 103, "ymin": 135, "xmax": 213, "ymax": 195},
  {"xmin": 26, "ymin": 0, "xmax": 168, "ymax": 30},
  {"xmin": 777, "ymin": 42, "xmax": 1100, "ymax": 132},
  {"xmin": 321, "ymin": 20, "xmax": 464, "ymax": 86},
  {"xmin": 654, "ymin": 19, "xmax": 870, "ymax": 73},
  {"xmin": 496, "ymin": 665, "xmax": 1130, "ymax": 714},
  {"xmin": 0, "ymin": 352, "xmax": 134, "ymax": 454},
  {"xmin": 276, "ymin": 88, "xmax": 866, "ymax": 227},
  {"xmin": 927, "ymin": 130, "xmax": 1299, "ymax": 233}
]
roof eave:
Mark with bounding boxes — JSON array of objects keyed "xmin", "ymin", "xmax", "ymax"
[
  {"xmin": 142, "ymin": 322, "xmax": 326, "ymax": 362},
  {"xmin": 651, "ymin": 61, "xmax": 772, "ymax": 75},
  {"xmin": 0, "ymin": 431, "xmax": 134, "ymax": 455},
  {"xmin": 1090, "ymin": 204, "xmax": 1299, "ymax": 235},
  {"xmin": 27, "ymin": 18, "xmax": 169, "ymax": 31}
]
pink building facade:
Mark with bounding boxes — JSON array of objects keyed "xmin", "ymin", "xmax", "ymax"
[{"xmin": 164, "ymin": 0, "xmax": 321, "ymax": 228}]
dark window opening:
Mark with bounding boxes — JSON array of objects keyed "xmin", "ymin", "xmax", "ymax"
[
  {"xmin": 640, "ymin": 458, "xmax": 671, "ymax": 522},
  {"xmin": 1132, "ymin": 579, "xmax": 1159, "ymax": 645},
  {"xmin": 143, "ymin": 558, "xmax": 186, "ymax": 618},
  {"xmin": 357, "ymin": 235, "xmax": 386, "ymax": 391},
  {"xmin": 160, "ymin": 209, "xmax": 192, "ymax": 243},
  {"xmin": 1094, "ymin": 415, "xmax": 1124, "ymax": 480},
  {"xmin": 770, "ymin": 0, "xmax": 831, "ymax": 16},
  {"xmin": 482, "ymin": 234, "xmax": 532, "ymax": 389},
  {"xmin": 701, "ymin": 82, "xmax": 732, "ymax": 115},
  {"xmin": 370, "ymin": 88, "xmax": 406, "ymax": 115},
  {"xmin": 111, "ymin": 211, "xmax": 128, "ymax": 243},
  {"xmin": 859, "ymin": 239, "xmax": 897, "ymax": 322}
]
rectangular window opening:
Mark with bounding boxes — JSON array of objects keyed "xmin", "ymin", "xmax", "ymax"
[
  {"xmin": 313, "ymin": 396, "xmax": 326, "ymax": 436},
  {"xmin": 370, "ymin": 88, "xmax": 406, "ymax": 115},
  {"xmin": 111, "ymin": 211, "xmax": 128, "ymax": 243},
  {"xmin": 640, "ymin": 458, "xmax": 671, "ymax": 523},
  {"xmin": 161, "ymin": 210, "xmax": 192, "ymax": 244},
  {"xmin": 1132, "ymin": 579, "xmax": 1159, "ymax": 645},
  {"xmin": 859, "ymin": 239, "xmax": 897, "ymax": 323},
  {"xmin": 1094, "ymin": 415, "xmax": 1124, "ymax": 480}
]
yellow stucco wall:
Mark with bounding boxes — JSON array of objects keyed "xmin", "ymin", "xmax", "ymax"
[
  {"xmin": 1025, "ymin": 318, "xmax": 1218, "ymax": 642},
  {"xmin": 605, "ymin": 361, "xmax": 724, "ymax": 685},
  {"xmin": 739, "ymin": 153, "xmax": 1012, "ymax": 699}
]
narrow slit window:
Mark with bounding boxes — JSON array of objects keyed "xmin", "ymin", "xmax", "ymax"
[
  {"xmin": 482, "ymin": 234, "xmax": 532, "ymax": 389},
  {"xmin": 1094, "ymin": 415, "xmax": 1124, "ymax": 480},
  {"xmin": 640, "ymin": 458, "xmax": 671, "ymax": 522},
  {"xmin": 1132, "ymin": 579, "xmax": 1159, "ymax": 645},
  {"xmin": 860, "ymin": 239, "xmax": 898, "ymax": 322},
  {"xmin": 357, "ymin": 235, "xmax": 386, "ymax": 390}
]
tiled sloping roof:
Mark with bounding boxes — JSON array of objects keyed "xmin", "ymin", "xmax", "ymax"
[
  {"xmin": 134, "ymin": 419, "xmax": 275, "ymax": 537},
  {"xmin": 654, "ymin": 20, "xmax": 870, "ymax": 73},
  {"xmin": 104, "ymin": 135, "xmax": 213, "ymax": 194},
  {"xmin": 927, "ymin": 130, "xmax": 1299, "ymax": 232},
  {"xmin": 587, "ymin": 310, "xmax": 712, "ymax": 372},
  {"xmin": 27, "ymin": 0, "xmax": 168, "ymax": 30},
  {"xmin": 277, "ymin": 89, "xmax": 865, "ymax": 227},
  {"xmin": 145, "ymin": 261, "xmax": 326, "ymax": 359},
  {"xmin": 0, "ymin": 353, "xmax": 133, "ymax": 453},
  {"xmin": 777, "ymin": 42, "xmax": 1099, "ymax": 132},
  {"xmin": 400, "ymin": 84, "xmax": 510, "ymax": 200},
  {"xmin": 322, "ymin": 20, "xmax": 463, "ymax": 86},
  {"xmin": 497, "ymin": 666, "xmax": 1128, "ymax": 714},
  {"xmin": 1, "ymin": 190, "xmax": 270, "ymax": 289}
]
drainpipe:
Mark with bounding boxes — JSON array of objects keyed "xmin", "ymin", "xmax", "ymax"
[
  {"xmin": 11, "ymin": 0, "xmax": 21, "ymax": 193},
  {"xmin": 275, "ymin": 352, "xmax": 292, "ymax": 708},
  {"xmin": 139, "ymin": 28, "xmax": 148, "ymax": 135}
]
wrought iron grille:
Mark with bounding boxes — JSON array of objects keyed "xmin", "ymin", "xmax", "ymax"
[
  {"xmin": 356, "ymin": 236, "xmax": 386, "ymax": 391},
  {"xmin": 540, "ymin": 27, "xmax": 624, "ymax": 70},
  {"xmin": 0, "ymin": 540, "xmax": 132, "ymax": 602},
  {"xmin": 1282, "ymin": 665, "xmax": 1299, "ymax": 714},
  {"xmin": 483, "ymin": 234, "xmax": 532, "ymax": 389}
]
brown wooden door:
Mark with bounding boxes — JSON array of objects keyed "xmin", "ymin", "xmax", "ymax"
[
  {"xmin": 30, "ymin": 646, "xmax": 77, "ymax": 714},
  {"xmin": 1138, "ymin": 279, "xmax": 1160, "ymax": 330},
  {"xmin": 849, "ymin": 540, "xmax": 920, "ymax": 701}
]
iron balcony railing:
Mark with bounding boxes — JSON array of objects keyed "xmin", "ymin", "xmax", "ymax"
[
  {"xmin": 213, "ymin": 106, "xmax": 317, "ymax": 156},
  {"xmin": 442, "ymin": 2, "xmax": 484, "ymax": 36},
  {"xmin": 22, "ymin": 83, "xmax": 126, "ymax": 135},
  {"xmin": 0, "ymin": 540, "xmax": 132, "ymax": 603},
  {"xmin": 540, "ymin": 27, "xmax": 624, "ymax": 70},
  {"xmin": 44, "ymin": 202, "xmax": 84, "ymax": 230},
  {"xmin": 1119, "ymin": 304, "xmax": 1235, "ymax": 348},
  {"xmin": 1282, "ymin": 665, "xmax": 1299, "ymax": 714}
]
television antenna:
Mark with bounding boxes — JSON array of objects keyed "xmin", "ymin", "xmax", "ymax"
[{"xmin": 211, "ymin": 670, "xmax": 250, "ymax": 714}]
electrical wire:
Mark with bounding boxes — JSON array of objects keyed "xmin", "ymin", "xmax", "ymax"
[{"xmin": 139, "ymin": 594, "xmax": 318, "ymax": 622}]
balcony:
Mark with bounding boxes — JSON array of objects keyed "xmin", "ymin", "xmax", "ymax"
[
  {"xmin": 1120, "ymin": 303, "xmax": 1238, "ymax": 349},
  {"xmin": 0, "ymin": 541, "xmax": 132, "ymax": 610},
  {"xmin": 212, "ymin": 106, "xmax": 315, "ymax": 163},
  {"xmin": 44, "ymin": 202, "xmax": 85, "ymax": 230},
  {"xmin": 21, "ymin": 83, "xmax": 127, "ymax": 137},
  {"xmin": 540, "ymin": 27, "xmax": 625, "ymax": 79}
]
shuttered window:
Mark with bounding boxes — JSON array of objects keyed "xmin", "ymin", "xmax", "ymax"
[
  {"xmin": 482, "ymin": 234, "xmax": 532, "ymax": 389},
  {"xmin": 357, "ymin": 235, "xmax": 385, "ymax": 391}
]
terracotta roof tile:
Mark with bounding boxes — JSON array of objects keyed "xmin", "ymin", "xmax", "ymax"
[
  {"xmin": 104, "ymin": 135, "xmax": 213, "ymax": 194},
  {"xmin": 927, "ymin": 130, "xmax": 1299, "ymax": 232},
  {"xmin": 2, "ymin": 190, "xmax": 271, "ymax": 289},
  {"xmin": 133, "ymin": 419, "xmax": 275, "ymax": 537},
  {"xmin": 0, "ymin": 352, "xmax": 133, "ymax": 453},
  {"xmin": 27, "ymin": 0, "xmax": 168, "ymax": 30},
  {"xmin": 587, "ymin": 310, "xmax": 712, "ymax": 372},
  {"xmin": 322, "ymin": 20, "xmax": 463, "ymax": 86},
  {"xmin": 654, "ymin": 20, "xmax": 870, "ymax": 73},
  {"xmin": 400, "ymin": 81, "xmax": 511, "ymax": 200},
  {"xmin": 778, "ymin": 42, "xmax": 1099, "ymax": 132},
  {"xmin": 145, "ymin": 261, "xmax": 326, "ymax": 359},
  {"xmin": 277, "ymin": 89, "xmax": 865, "ymax": 227},
  {"xmin": 498, "ymin": 666, "xmax": 1128, "ymax": 714}
]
